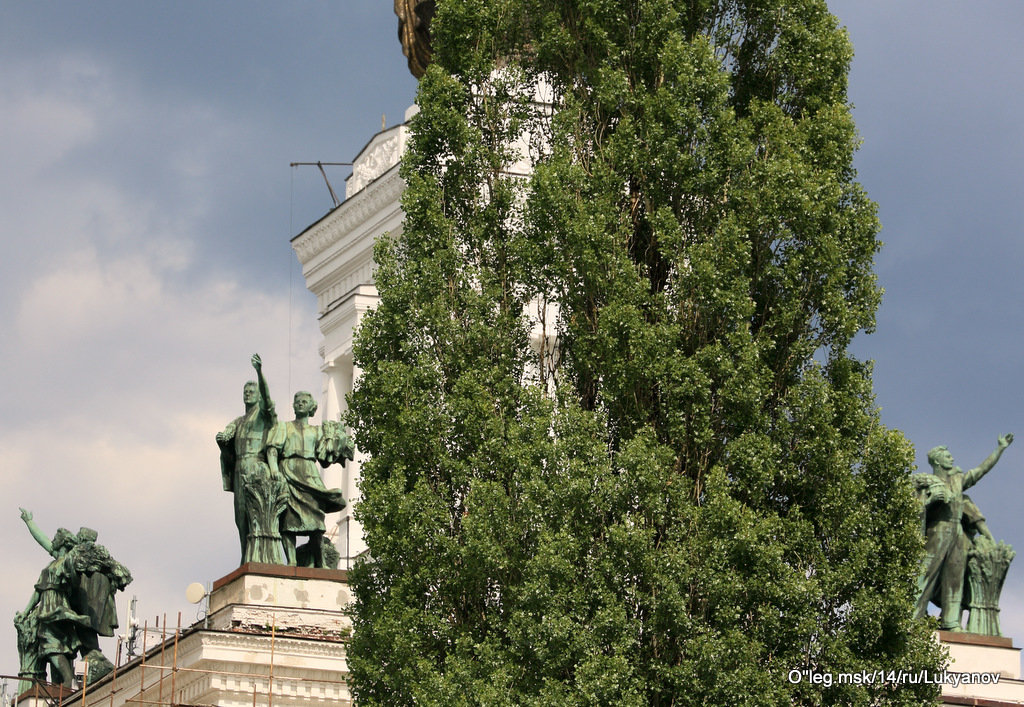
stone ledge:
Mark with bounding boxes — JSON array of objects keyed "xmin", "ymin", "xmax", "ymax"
[
  {"xmin": 213, "ymin": 563, "xmax": 348, "ymax": 591},
  {"xmin": 940, "ymin": 631, "xmax": 1014, "ymax": 649}
]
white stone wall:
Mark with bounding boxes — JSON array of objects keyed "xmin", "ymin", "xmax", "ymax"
[
  {"xmin": 62, "ymin": 569, "xmax": 354, "ymax": 707},
  {"xmin": 292, "ymin": 119, "xmax": 407, "ymax": 565}
]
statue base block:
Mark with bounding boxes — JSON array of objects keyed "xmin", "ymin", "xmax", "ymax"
[
  {"xmin": 938, "ymin": 631, "xmax": 1024, "ymax": 705},
  {"xmin": 208, "ymin": 562, "xmax": 352, "ymax": 639}
]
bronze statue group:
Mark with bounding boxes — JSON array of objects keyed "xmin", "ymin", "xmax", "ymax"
[
  {"xmin": 15, "ymin": 510, "xmax": 131, "ymax": 689},
  {"xmin": 216, "ymin": 354, "xmax": 353, "ymax": 569},
  {"xmin": 14, "ymin": 353, "xmax": 1014, "ymax": 690},
  {"xmin": 914, "ymin": 434, "xmax": 1015, "ymax": 635},
  {"xmin": 15, "ymin": 354, "xmax": 353, "ymax": 691}
]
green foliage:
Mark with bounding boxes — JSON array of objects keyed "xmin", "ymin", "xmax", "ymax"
[{"xmin": 348, "ymin": 1, "xmax": 944, "ymax": 703}]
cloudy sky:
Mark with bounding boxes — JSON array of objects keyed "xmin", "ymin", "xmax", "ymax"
[{"xmin": 1, "ymin": 0, "xmax": 1023, "ymax": 682}]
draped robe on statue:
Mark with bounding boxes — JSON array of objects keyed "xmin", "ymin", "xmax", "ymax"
[{"xmin": 270, "ymin": 421, "xmax": 346, "ymax": 534}]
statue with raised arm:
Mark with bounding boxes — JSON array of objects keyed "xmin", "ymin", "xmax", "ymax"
[
  {"xmin": 15, "ymin": 509, "xmax": 129, "ymax": 688},
  {"xmin": 217, "ymin": 354, "xmax": 284, "ymax": 565},
  {"xmin": 913, "ymin": 434, "xmax": 1013, "ymax": 632},
  {"xmin": 267, "ymin": 392, "xmax": 351, "ymax": 567},
  {"xmin": 17, "ymin": 510, "xmax": 86, "ymax": 688}
]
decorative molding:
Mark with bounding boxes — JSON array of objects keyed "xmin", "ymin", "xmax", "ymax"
[
  {"xmin": 212, "ymin": 562, "xmax": 349, "ymax": 589},
  {"xmin": 346, "ymin": 128, "xmax": 407, "ymax": 197},
  {"xmin": 201, "ymin": 629, "xmax": 349, "ymax": 656},
  {"xmin": 292, "ymin": 167, "xmax": 404, "ymax": 265}
]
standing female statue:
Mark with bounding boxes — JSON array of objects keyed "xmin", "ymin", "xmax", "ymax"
[
  {"xmin": 16, "ymin": 512, "xmax": 90, "ymax": 687},
  {"xmin": 269, "ymin": 391, "xmax": 352, "ymax": 567},
  {"xmin": 15, "ymin": 509, "xmax": 131, "ymax": 688}
]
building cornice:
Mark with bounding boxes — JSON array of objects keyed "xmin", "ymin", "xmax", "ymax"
[{"xmin": 292, "ymin": 166, "xmax": 404, "ymax": 265}]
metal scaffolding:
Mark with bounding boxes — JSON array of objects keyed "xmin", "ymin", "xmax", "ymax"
[{"xmin": 9, "ymin": 612, "xmax": 350, "ymax": 707}]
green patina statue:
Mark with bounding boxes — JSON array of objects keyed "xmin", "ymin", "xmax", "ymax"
[
  {"xmin": 914, "ymin": 434, "xmax": 1014, "ymax": 634},
  {"xmin": 269, "ymin": 392, "xmax": 351, "ymax": 568},
  {"xmin": 15, "ymin": 509, "xmax": 131, "ymax": 689},
  {"xmin": 217, "ymin": 354, "xmax": 280, "ymax": 565},
  {"xmin": 217, "ymin": 356, "xmax": 352, "ymax": 568}
]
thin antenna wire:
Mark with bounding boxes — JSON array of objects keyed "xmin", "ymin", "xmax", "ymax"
[
  {"xmin": 289, "ymin": 167, "xmax": 295, "ymax": 398},
  {"xmin": 289, "ymin": 162, "xmax": 352, "ymax": 208},
  {"xmin": 287, "ymin": 160, "xmax": 353, "ymax": 414}
]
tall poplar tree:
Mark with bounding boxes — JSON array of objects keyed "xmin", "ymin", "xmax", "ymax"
[{"xmin": 348, "ymin": 1, "xmax": 944, "ymax": 704}]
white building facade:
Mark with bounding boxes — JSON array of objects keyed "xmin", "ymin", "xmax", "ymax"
[{"xmin": 290, "ymin": 107, "xmax": 415, "ymax": 566}]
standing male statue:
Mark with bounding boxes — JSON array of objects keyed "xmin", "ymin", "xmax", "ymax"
[
  {"xmin": 216, "ymin": 354, "xmax": 279, "ymax": 564},
  {"xmin": 914, "ymin": 434, "xmax": 1013, "ymax": 630}
]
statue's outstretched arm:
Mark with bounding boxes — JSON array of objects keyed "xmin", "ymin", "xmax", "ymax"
[
  {"xmin": 19, "ymin": 508, "xmax": 53, "ymax": 556},
  {"xmin": 964, "ymin": 433, "xmax": 1014, "ymax": 490},
  {"xmin": 252, "ymin": 353, "xmax": 276, "ymax": 421}
]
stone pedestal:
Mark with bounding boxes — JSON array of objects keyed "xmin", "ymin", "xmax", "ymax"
[
  {"xmin": 208, "ymin": 563, "xmax": 353, "ymax": 639},
  {"xmin": 940, "ymin": 631, "xmax": 1024, "ymax": 706},
  {"xmin": 60, "ymin": 564, "xmax": 352, "ymax": 707}
]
